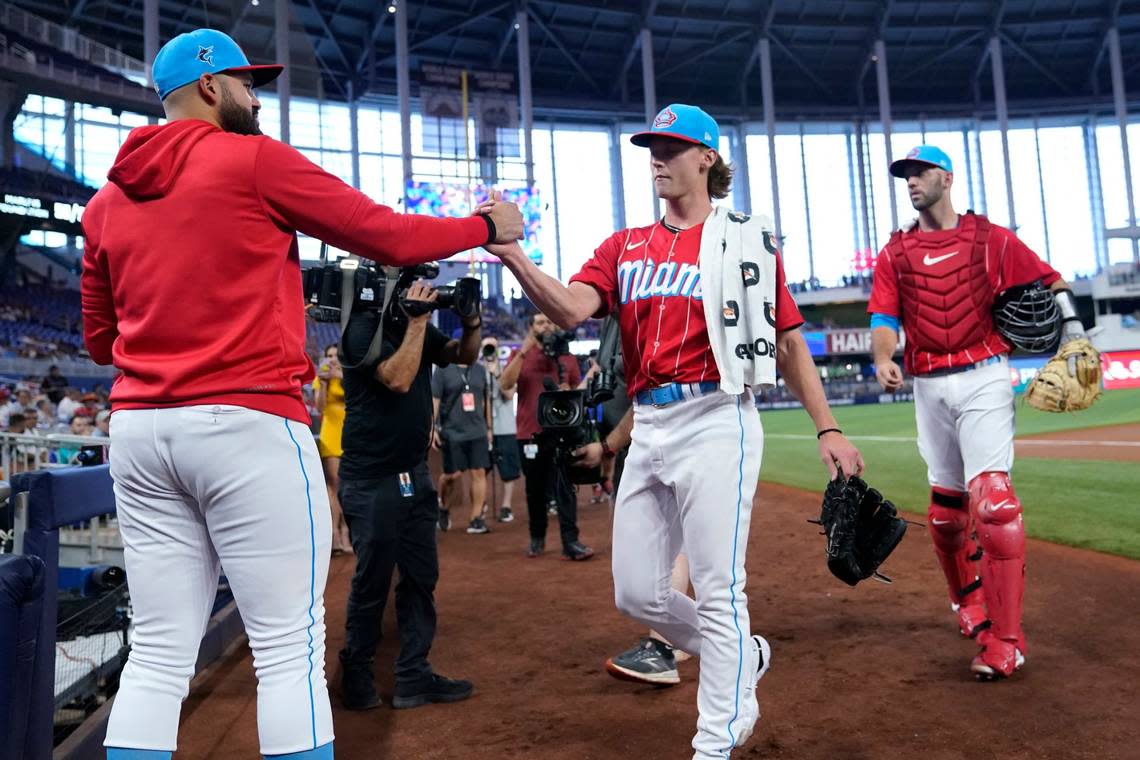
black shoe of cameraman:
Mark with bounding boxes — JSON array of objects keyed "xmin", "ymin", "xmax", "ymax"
[
  {"xmin": 392, "ymin": 673, "xmax": 473, "ymax": 709},
  {"xmin": 340, "ymin": 654, "xmax": 382, "ymax": 711},
  {"xmin": 526, "ymin": 538, "xmax": 544, "ymax": 558},
  {"xmin": 562, "ymin": 541, "xmax": 595, "ymax": 562},
  {"xmin": 438, "ymin": 508, "xmax": 451, "ymax": 532}
]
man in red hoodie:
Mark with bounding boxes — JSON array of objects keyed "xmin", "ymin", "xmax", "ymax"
[{"xmin": 82, "ymin": 29, "xmax": 522, "ymax": 760}]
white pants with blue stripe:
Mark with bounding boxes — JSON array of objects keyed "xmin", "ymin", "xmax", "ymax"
[
  {"xmin": 613, "ymin": 390, "xmax": 764, "ymax": 759},
  {"xmin": 105, "ymin": 406, "xmax": 334, "ymax": 755}
]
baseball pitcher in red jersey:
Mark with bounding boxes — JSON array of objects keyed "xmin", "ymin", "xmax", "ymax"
[
  {"xmin": 868, "ymin": 145, "xmax": 1086, "ymax": 679},
  {"xmin": 486, "ymin": 104, "xmax": 863, "ymax": 758}
]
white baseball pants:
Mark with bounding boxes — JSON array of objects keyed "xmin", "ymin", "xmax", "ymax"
[
  {"xmin": 913, "ymin": 356, "xmax": 1015, "ymax": 489},
  {"xmin": 612, "ymin": 390, "xmax": 764, "ymax": 759},
  {"xmin": 104, "ymin": 405, "xmax": 333, "ymax": 756}
]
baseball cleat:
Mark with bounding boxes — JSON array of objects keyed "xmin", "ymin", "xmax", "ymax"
[
  {"xmin": 733, "ymin": 634, "xmax": 772, "ymax": 747},
  {"xmin": 466, "ymin": 517, "xmax": 490, "ymax": 534},
  {"xmin": 971, "ymin": 633, "xmax": 1026, "ymax": 680},
  {"xmin": 604, "ymin": 638, "xmax": 681, "ymax": 686}
]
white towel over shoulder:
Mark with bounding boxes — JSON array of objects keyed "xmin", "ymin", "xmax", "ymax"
[{"xmin": 699, "ymin": 206, "xmax": 779, "ymax": 395}]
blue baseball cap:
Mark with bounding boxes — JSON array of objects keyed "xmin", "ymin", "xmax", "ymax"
[
  {"xmin": 631, "ymin": 104, "xmax": 720, "ymax": 151},
  {"xmin": 890, "ymin": 145, "xmax": 954, "ymax": 178},
  {"xmin": 152, "ymin": 28, "xmax": 283, "ymax": 100}
]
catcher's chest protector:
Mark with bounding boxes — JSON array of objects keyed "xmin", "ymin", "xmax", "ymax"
[{"xmin": 889, "ymin": 214, "xmax": 994, "ymax": 354}]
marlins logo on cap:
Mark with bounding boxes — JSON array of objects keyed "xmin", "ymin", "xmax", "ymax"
[
  {"xmin": 631, "ymin": 103, "xmax": 720, "ymax": 151},
  {"xmin": 889, "ymin": 144, "xmax": 954, "ymax": 177},
  {"xmin": 151, "ymin": 28, "xmax": 283, "ymax": 100}
]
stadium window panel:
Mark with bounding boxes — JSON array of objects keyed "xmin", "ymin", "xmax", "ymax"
[
  {"xmin": 620, "ymin": 132, "xmax": 657, "ymax": 229},
  {"xmin": 551, "ymin": 128, "xmax": 613, "ymax": 280},
  {"xmin": 1095, "ymin": 125, "xmax": 1127, "ymax": 229},
  {"xmin": 978, "ymin": 128, "xmax": 1011, "ymax": 229},
  {"xmin": 744, "ymin": 133, "xmax": 773, "ymax": 225},
  {"xmin": 120, "ymin": 111, "xmax": 148, "ymax": 127},
  {"xmin": 320, "ymin": 102, "xmax": 351, "ymax": 151},
  {"xmin": 868, "ymin": 129, "xmax": 921, "ymax": 245},
  {"xmin": 774, "ymin": 134, "xmax": 809, "ymax": 284},
  {"xmin": 1005, "ymin": 127, "xmax": 1047, "ymax": 258},
  {"xmin": 1037, "ymin": 127, "xmax": 1097, "ymax": 278},
  {"xmin": 79, "ymin": 104, "xmax": 119, "ymax": 125},
  {"xmin": 79, "ymin": 123, "xmax": 121, "ymax": 185},
  {"xmin": 358, "ymin": 154, "xmax": 384, "ymax": 203},
  {"xmin": 357, "ymin": 107, "xmax": 383, "ymax": 154},
  {"xmin": 289, "ymin": 99, "xmax": 322, "ymax": 149},
  {"xmin": 381, "ymin": 110, "xmax": 403, "ymax": 154},
  {"xmin": 257, "ymin": 94, "xmax": 280, "ymax": 141},
  {"xmin": 40, "ymin": 97, "xmax": 66, "ymax": 116},
  {"xmin": 528, "ymin": 128, "xmax": 559, "ymax": 278},
  {"xmin": 381, "ymin": 155, "xmax": 405, "ymax": 208},
  {"xmin": 801, "ymin": 133, "xmax": 857, "ymax": 284},
  {"xmin": 298, "ymin": 148, "xmax": 322, "ymax": 166}
]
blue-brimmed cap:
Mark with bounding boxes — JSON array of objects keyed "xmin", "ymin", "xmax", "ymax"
[
  {"xmin": 152, "ymin": 28, "xmax": 282, "ymax": 100},
  {"xmin": 890, "ymin": 145, "xmax": 953, "ymax": 177},
  {"xmin": 630, "ymin": 104, "xmax": 720, "ymax": 151}
]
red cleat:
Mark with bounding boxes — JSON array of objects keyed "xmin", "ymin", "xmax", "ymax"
[{"xmin": 971, "ymin": 631, "xmax": 1026, "ymax": 680}]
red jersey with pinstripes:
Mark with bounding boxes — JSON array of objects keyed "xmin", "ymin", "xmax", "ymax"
[
  {"xmin": 570, "ymin": 221, "xmax": 803, "ymax": 396},
  {"xmin": 867, "ymin": 216, "xmax": 1061, "ymax": 376}
]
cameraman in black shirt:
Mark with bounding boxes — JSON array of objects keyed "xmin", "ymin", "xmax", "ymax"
[{"xmin": 338, "ymin": 280, "xmax": 482, "ymax": 711}]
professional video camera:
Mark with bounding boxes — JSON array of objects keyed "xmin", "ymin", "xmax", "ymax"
[
  {"xmin": 540, "ymin": 329, "xmax": 575, "ymax": 359},
  {"xmin": 536, "ymin": 385, "xmax": 599, "ymax": 485},
  {"xmin": 303, "ymin": 257, "xmax": 481, "ymax": 323}
]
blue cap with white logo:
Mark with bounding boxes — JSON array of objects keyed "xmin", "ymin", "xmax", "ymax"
[
  {"xmin": 890, "ymin": 145, "xmax": 954, "ymax": 177},
  {"xmin": 630, "ymin": 104, "xmax": 720, "ymax": 151},
  {"xmin": 152, "ymin": 28, "xmax": 283, "ymax": 100}
]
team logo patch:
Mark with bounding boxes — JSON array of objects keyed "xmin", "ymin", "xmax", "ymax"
[
  {"xmin": 762, "ymin": 230, "xmax": 779, "ymax": 256},
  {"xmin": 197, "ymin": 45, "xmax": 214, "ymax": 65},
  {"xmin": 741, "ymin": 262, "xmax": 760, "ymax": 288},
  {"xmin": 723, "ymin": 301, "xmax": 739, "ymax": 327},
  {"xmin": 727, "ymin": 211, "xmax": 750, "ymax": 224},
  {"xmin": 764, "ymin": 300, "xmax": 777, "ymax": 328},
  {"xmin": 654, "ymin": 107, "xmax": 677, "ymax": 128},
  {"xmin": 907, "ymin": 146, "xmax": 920, "ymax": 159}
]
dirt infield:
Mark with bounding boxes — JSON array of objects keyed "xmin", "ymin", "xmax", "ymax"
[
  {"xmin": 174, "ymin": 478, "xmax": 1140, "ymax": 759},
  {"xmin": 1015, "ymin": 422, "xmax": 1140, "ymax": 462}
]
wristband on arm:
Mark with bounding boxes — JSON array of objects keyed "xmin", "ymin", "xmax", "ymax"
[{"xmin": 482, "ymin": 214, "xmax": 497, "ymax": 246}]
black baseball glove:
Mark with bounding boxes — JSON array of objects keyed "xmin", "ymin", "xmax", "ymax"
[{"xmin": 814, "ymin": 474, "xmax": 907, "ymax": 586}]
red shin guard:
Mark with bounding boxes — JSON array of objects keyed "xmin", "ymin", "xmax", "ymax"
[
  {"xmin": 927, "ymin": 488, "xmax": 983, "ymax": 606},
  {"xmin": 968, "ymin": 472, "xmax": 1026, "ymax": 647}
]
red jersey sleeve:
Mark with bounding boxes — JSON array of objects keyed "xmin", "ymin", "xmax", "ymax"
[
  {"xmin": 254, "ymin": 139, "xmax": 489, "ymax": 267},
  {"xmin": 991, "ymin": 226, "xmax": 1061, "ymax": 291},
  {"xmin": 867, "ymin": 245, "xmax": 901, "ymax": 317},
  {"xmin": 773, "ymin": 251, "xmax": 804, "ymax": 331},
  {"xmin": 79, "ymin": 199, "xmax": 117, "ymax": 366},
  {"xmin": 568, "ymin": 232, "xmax": 624, "ymax": 317}
]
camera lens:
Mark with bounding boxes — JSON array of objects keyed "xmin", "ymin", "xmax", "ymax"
[
  {"xmin": 545, "ymin": 398, "xmax": 581, "ymax": 427},
  {"xmin": 482, "ymin": 344, "xmax": 497, "ymax": 359}
]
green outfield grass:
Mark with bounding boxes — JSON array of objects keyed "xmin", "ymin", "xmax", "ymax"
[{"xmin": 758, "ymin": 388, "xmax": 1140, "ymax": 559}]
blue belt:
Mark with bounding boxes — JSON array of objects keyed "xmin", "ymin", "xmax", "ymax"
[
  {"xmin": 635, "ymin": 381, "xmax": 719, "ymax": 408},
  {"xmin": 920, "ymin": 354, "xmax": 1004, "ymax": 378}
]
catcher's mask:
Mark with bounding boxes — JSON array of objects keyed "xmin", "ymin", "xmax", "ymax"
[{"xmin": 992, "ymin": 280, "xmax": 1060, "ymax": 354}]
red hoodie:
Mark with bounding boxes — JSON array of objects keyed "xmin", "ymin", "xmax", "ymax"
[{"xmin": 81, "ymin": 119, "xmax": 490, "ymax": 423}]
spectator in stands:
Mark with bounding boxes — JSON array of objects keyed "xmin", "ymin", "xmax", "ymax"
[
  {"xmin": 56, "ymin": 388, "xmax": 81, "ymax": 423},
  {"xmin": 80, "ymin": 391, "xmax": 100, "ymax": 416},
  {"xmin": 70, "ymin": 410, "xmax": 93, "ymax": 436},
  {"xmin": 42, "ymin": 364, "xmax": 68, "ymax": 403},
  {"xmin": 93, "ymin": 409, "xmax": 111, "ymax": 438},
  {"xmin": 22, "ymin": 408, "xmax": 43, "ymax": 437},
  {"xmin": 6, "ymin": 411, "xmax": 27, "ymax": 435}
]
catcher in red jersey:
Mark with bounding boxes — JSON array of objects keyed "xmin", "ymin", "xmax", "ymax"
[
  {"xmin": 485, "ymin": 104, "xmax": 862, "ymax": 759},
  {"xmin": 868, "ymin": 145, "xmax": 1087, "ymax": 680}
]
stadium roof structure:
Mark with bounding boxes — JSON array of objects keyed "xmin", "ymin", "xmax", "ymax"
[{"xmin": 9, "ymin": 0, "xmax": 1140, "ymax": 121}]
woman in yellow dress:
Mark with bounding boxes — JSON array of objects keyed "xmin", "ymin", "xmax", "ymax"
[{"xmin": 315, "ymin": 343, "xmax": 352, "ymax": 554}]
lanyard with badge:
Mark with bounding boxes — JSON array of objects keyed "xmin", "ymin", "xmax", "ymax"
[{"xmin": 461, "ymin": 365, "xmax": 477, "ymax": 413}]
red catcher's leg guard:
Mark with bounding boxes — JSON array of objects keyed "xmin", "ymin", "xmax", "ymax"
[
  {"xmin": 928, "ymin": 487, "xmax": 986, "ymax": 637},
  {"xmin": 968, "ymin": 472, "xmax": 1025, "ymax": 647}
]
